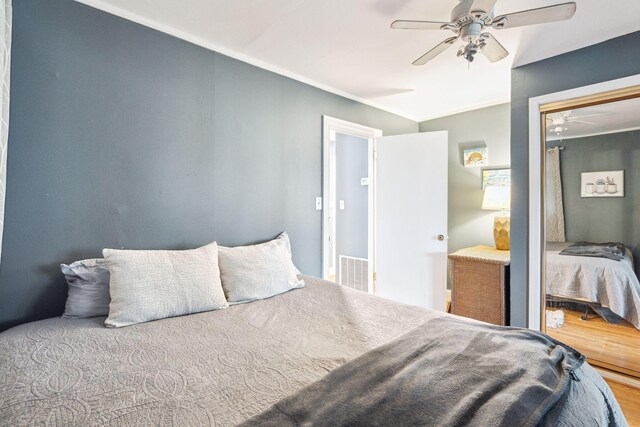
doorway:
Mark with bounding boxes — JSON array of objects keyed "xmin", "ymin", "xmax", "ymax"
[
  {"xmin": 322, "ymin": 116, "xmax": 449, "ymax": 311},
  {"xmin": 321, "ymin": 116, "xmax": 380, "ymax": 293}
]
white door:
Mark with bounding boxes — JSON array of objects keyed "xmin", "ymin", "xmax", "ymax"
[{"xmin": 374, "ymin": 131, "xmax": 448, "ymax": 310}]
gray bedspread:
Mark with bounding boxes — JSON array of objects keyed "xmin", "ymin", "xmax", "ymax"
[
  {"xmin": 547, "ymin": 242, "xmax": 640, "ymax": 329},
  {"xmin": 0, "ymin": 276, "xmax": 626, "ymax": 426}
]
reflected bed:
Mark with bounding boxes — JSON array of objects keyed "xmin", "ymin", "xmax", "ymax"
[{"xmin": 546, "ymin": 242, "xmax": 640, "ymax": 329}]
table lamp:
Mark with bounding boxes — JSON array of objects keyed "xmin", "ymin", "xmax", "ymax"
[{"xmin": 482, "ymin": 185, "xmax": 511, "ymax": 250}]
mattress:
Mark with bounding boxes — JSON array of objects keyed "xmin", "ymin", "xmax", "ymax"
[
  {"xmin": 546, "ymin": 242, "xmax": 640, "ymax": 329},
  {"xmin": 0, "ymin": 276, "xmax": 625, "ymax": 426}
]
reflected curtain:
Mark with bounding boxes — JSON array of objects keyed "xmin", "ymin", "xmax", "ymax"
[
  {"xmin": 0, "ymin": 0, "xmax": 10, "ymax": 261},
  {"xmin": 545, "ymin": 147, "xmax": 565, "ymax": 242}
]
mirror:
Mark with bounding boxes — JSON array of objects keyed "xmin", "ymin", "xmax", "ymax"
[{"xmin": 542, "ymin": 95, "xmax": 640, "ymax": 377}]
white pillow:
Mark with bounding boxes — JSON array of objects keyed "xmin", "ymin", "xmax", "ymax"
[
  {"xmin": 103, "ymin": 242, "xmax": 228, "ymax": 328},
  {"xmin": 276, "ymin": 231, "xmax": 302, "ymax": 275},
  {"xmin": 219, "ymin": 235, "xmax": 304, "ymax": 303}
]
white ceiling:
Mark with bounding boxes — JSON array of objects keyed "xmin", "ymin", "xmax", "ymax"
[
  {"xmin": 75, "ymin": 0, "xmax": 640, "ymax": 122},
  {"xmin": 546, "ymin": 96, "xmax": 640, "ymax": 141}
]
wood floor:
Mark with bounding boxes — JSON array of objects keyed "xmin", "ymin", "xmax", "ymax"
[
  {"xmin": 546, "ymin": 308, "xmax": 640, "ymax": 377},
  {"xmin": 604, "ymin": 377, "xmax": 640, "ymax": 426}
]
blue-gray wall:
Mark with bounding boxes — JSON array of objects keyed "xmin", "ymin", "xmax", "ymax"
[
  {"xmin": 335, "ymin": 133, "xmax": 369, "ymax": 265},
  {"xmin": 548, "ymin": 131, "xmax": 640, "ymax": 272},
  {"xmin": 0, "ymin": 0, "xmax": 417, "ymax": 331},
  {"xmin": 420, "ymin": 103, "xmax": 511, "ymax": 256},
  {"xmin": 511, "ymin": 31, "xmax": 640, "ymax": 327}
]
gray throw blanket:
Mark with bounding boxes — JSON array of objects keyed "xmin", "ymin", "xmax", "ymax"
[
  {"xmin": 242, "ymin": 317, "xmax": 585, "ymax": 427},
  {"xmin": 559, "ymin": 241, "xmax": 626, "ymax": 261}
]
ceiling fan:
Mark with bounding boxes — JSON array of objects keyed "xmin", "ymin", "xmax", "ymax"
[
  {"xmin": 546, "ymin": 110, "xmax": 613, "ymax": 135},
  {"xmin": 391, "ymin": 0, "xmax": 577, "ymax": 65}
]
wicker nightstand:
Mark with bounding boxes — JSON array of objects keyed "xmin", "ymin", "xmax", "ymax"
[{"xmin": 448, "ymin": 245, "xmax": 510, "ymax": 326}]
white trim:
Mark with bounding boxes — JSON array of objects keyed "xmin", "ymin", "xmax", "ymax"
[
  {"xmin": 369, "ymin": 137, "xmax": 377, "ymax": 295},
  {"xmin": 322, "ymin": 116, "xmax": 382, "ymax": 294},
  {"xmin": 74, "ymin": 0, "xmax": 419, "ymax": 122},
  {"xmin": 527, "ymin": 74, "xmax": 640, "ymax": 330},
  {"xmin": 595, "ymin": 368, "xmax": 640, "ymax": 388}
]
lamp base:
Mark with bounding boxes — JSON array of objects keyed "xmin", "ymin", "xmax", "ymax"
[{"xmin": 494, "ymin": 215, "xmax": 510, "ymax": 251}]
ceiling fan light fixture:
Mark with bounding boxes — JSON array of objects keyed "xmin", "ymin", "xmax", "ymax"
[
  {"xmin": 553, "ymin": 126, "xmax": 567, "ymax": 135},
  {"xmin": 457, "ymin": 42, "xmax": 478, "ymax": 62}
]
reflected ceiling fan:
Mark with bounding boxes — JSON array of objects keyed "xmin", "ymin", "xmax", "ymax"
[
  {"xmin": 546, "ymin": 110, "xmax": 613, "ymax": 135},
  {"xmin": 391, "ymin": 0, "xmax": 576, "ymax": 65}
]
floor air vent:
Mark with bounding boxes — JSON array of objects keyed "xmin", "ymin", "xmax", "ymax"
[{"xmin": 339, "ymin": 256, "xmax": 368, "ymax": 292}]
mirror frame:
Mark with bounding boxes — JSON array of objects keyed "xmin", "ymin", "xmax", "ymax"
[{"xmin": 527, "ymin": 75, "xmax": 640, "ymax": 377}]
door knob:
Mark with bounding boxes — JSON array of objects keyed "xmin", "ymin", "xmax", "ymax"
[{"xmin": 437, "ymin": 234, "xmax": 447, "ymax": 241}]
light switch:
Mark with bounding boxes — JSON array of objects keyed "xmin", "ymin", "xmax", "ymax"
[
  {"xmin": 339, "ymin": 200, "xmax": 345, "ymax": 210},
  {"xmin": 315, "ymin": 197, "xmax": 322, "ymax": 210}
]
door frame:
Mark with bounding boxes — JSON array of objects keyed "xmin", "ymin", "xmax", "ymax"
[
  {"xmin": 527, "ymin": 74, "xmax": 640, "ymax": 331},
  {"xmin": 322, "ymin": 116, "xmax": 382, "ymax": 293}
]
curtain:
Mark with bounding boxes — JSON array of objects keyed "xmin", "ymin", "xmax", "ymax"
[
  {"xmin": 545, "ymin": 147, "xmax": 565, "ymax": 242},
  {"xmin": 0, "ymin": 0, "xmax": 10, "ymax": 261}
]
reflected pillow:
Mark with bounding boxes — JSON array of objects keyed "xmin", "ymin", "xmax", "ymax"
[
  {"xmin": 219, "ymin": 234, "xmax": 304, "ymax": 304},
  {"xmin": 103, "ymin": 242, "xmax": 228, "ymax": 328},
  {"xmin": 61, "ymin": 258, "xmax": 110, "ymax": 319}
]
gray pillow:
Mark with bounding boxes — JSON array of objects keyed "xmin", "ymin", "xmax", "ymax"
[
  {"xmin": 219, "ymin": 235, "xmax": 304, "ymax": 304},
  {"xmin": 60, "ymin": 258, "xmax": 111, "ymax": 319},
  {"xmin": 103, "ymin": 242, "xmax": 228, "ymax": 328}
]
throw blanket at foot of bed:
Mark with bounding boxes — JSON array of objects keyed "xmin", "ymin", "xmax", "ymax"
[
  {"xmin": 243, "ymin": 317, "xmax": 612, "ymax": 427},
  {"xmin": 559, "ymin": 241, "xmax": 626, "ymax": 261}
]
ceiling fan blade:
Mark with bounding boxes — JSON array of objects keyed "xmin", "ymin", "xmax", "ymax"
[
  {"xmin": 391, "ymin": 20, "xmax": 450, "ymax": 30},
  {"xmin": 492, "ymin": 2, "xmax": 576, "ymax": 29},
  {"xmin": 412, "ymin": 37, "xmax": 458, "ymax": 66},
  {"xmin": 570, "ymin": 120, "xmax": 596, "ymax": 125},
  {"xmin": 470, "ymin": 0, "xmax": 498, "ymax": 13},
  {"xmin": 571, "ymin": 112, "xmax": 613, "ymax": 119},
  {"xmin": 480, "ymin": 33, "xmax": 509, "ymax": 63}
]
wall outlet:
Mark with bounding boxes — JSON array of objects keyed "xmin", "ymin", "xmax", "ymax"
[
  {"xmin": 315, "ymin": 197, "xmax": 322, "ymax": 210},
  {"xmin": 361, "ymin": 178, "xmax": 369, "ymax": 186}
]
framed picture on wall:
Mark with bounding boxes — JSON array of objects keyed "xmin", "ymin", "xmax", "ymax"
[
  {"xmin": 581, "ymin": 170, "xmax": 624, "ymax": 198},
  {"xmin": 482, "ymin": 168, "xmax": 511, "ymax": 190},
  {"xmin": 463, "ymin": 147, "xmax": 488, "ymax": 167}
]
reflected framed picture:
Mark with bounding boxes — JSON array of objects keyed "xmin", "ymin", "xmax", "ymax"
[
  {"xmin": 482, "ymin": 168, "xmax": 511, "ymax": 190},
  {"xmin": 463, "ymin": 147, "xmax": 488, "ymax": 167},
  {"xmin": 581, "ymin": 170, "xmax": 624, "ymax": 198}
]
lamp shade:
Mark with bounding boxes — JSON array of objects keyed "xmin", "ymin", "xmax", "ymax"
[{"xmin": 482, "ymin": 185, "xmax": 510, "ymax": 211}]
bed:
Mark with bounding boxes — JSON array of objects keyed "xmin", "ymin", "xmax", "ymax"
[
  {"xmin": 546, "ymin": 242, "xmax": 640, "ymax": 329},
  {"xmin": 0, "ymin": 276, "xmax": 626, "ymax": 426}
]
